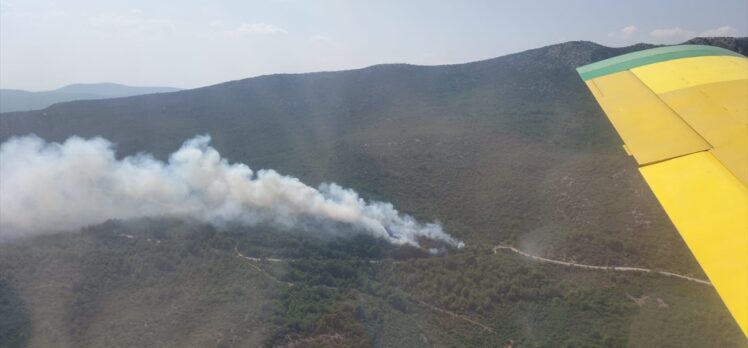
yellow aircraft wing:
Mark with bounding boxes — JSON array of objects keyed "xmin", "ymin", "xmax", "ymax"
[{"xmin": 577, "ymin": 45, "xmax": 748, "ymax": 336}]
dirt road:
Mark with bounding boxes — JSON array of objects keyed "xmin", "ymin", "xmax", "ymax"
[{"xmin": 492, "ymin": 245, "xmax": 711, "ymax": 285}]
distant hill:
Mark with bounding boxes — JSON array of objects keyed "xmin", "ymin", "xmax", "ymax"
[
  {"xmin": 0, "ymin": 83, "xmax": 181, "ymax": 112},
  {"xmin": 685, "ymin": 36, "xmax": 748, "ymax": 55},
  {"xmin": 1, "ymin": 37, "xmax": 746, "ymax": 347}
]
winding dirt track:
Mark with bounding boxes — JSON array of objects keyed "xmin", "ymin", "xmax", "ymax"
[
  {"xmin": 121, "ymin": 234, "xmax": 706, "ymax": 333},
  {"xmin": 412, "ymin": 299, "xmax": 494, "ymax": 332},
  {"xmin": 230, "ymin": 242, "xmax": 711, "ymax": 333},
  {"xmin": 232, "ymin": 247, "xmax": 495, "ymax": 332},
  {"xmin": 234, "ymin": 247, "xmax": 294, "ymax": 286},
  {"xmin": 492, "ymin": 245, "xmax": 712, "ymax": 286}
]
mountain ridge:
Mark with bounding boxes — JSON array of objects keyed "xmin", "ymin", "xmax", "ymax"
[
  {"xmin": 156, "ymin": 37, "xmax": 743, "ymax": 91},
  {"xmin": 52, "ymin": 82, "xmax": 181, "ymax": 96},
  {"xmin": 1, "ymin": 37, "xmax": 742, "ymax": 117},
  {"xmin": 0, "ymin": 83, "xmax": 181, "ymax": 113}
]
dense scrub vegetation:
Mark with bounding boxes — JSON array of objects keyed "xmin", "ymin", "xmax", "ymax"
[
  {"xmin": 1, "ymin": 218, "xmax": 744, "ymax": 347},
  {"xmin": 0, "ymin": 278, "xmax": 30, "ymax": 347}
]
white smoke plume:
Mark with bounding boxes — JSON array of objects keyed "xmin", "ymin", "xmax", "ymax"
[{"xmin": 0, "ymin": 135, "xmax": 464, "ymax": 248}]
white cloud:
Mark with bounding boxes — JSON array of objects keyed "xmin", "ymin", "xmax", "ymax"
[
  {"xmin": 226, "ymin": 22, "xmax": 287, "ymax": 37},
  {"xmin": 88, "ymin": 12, "xmax": 175, "ymax": 37},
  {"xmin": 700, "ymin": 25, "xmax": 738, "ymax": 37},
  {"xmin": 309, "ymin": 35, "xmax": 333, "ymax": 43},
  {"xmin": 649, "ymin": 26, "xmax": 696, "ymax": 40},
  {"xmin": 608, "ymin": 25, "xmax": 638, "ymax": 39},
  {"xmin": 650, "ymin": 25, "xmax": 740, "ymax": 42}
]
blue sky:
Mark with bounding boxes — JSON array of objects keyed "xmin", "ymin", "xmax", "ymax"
[{"xmin": 1, "ymin": 0, "xmax": 746, "ymax": 90}]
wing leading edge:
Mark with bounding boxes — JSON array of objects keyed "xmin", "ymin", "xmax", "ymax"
[{"xmin": 577, "ymin": 45, "xmax": 748, "ymax": 336}]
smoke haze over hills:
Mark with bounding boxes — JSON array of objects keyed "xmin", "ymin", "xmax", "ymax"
[{"xmin": 0, "ymin": 134, "xmax": 462, "ymax": 248}]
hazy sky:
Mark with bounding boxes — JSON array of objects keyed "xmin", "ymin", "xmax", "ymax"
[{"xmin": 1, "ymin": 0, "xmax": 746, "ymax": 91}]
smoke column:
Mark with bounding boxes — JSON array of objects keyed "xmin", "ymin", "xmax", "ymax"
[{"xmin": 0, "ymin": 135, "xmax": 463, "ymax": 248}]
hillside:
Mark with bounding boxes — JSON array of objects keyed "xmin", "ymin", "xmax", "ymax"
[
  {"xmin": 1, "ymin": 38, "xmax": 746, "ymax": 347},
  {"xmin": 0, "ymin": 83, "xmax": 180, "ymax": 113}
]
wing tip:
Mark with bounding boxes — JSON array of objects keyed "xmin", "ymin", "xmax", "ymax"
[{"xmin": 577, "ymin": 44, "xmax": 743, "ymax": 81}]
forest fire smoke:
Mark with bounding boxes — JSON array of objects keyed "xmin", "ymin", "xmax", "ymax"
[{"xmin": 0, "ymin": 135, "xmax": 464, "ymax": 248}]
